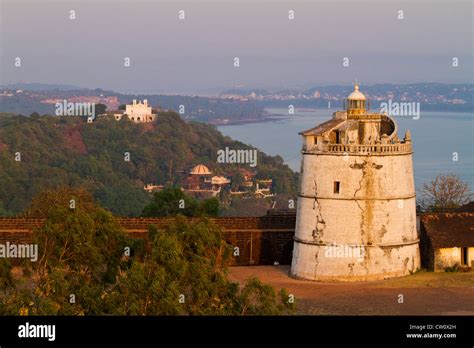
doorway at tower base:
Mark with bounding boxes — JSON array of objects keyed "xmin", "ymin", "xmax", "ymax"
[{"xmin": 290, "ymin": 241, "xmax": 421, "ymax": 282}]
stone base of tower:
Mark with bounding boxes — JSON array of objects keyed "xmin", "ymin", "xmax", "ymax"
[{"xmin": 290, "ymin": 241, "xmax": 420, "ymax": 282}]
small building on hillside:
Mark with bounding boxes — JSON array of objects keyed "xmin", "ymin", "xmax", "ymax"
[
  {"xmin": 185, "ymin": 164, "xmax": 213, "ymax": 190},
  {"xmin": 233, "ymin": 168, "xmax": 256, "ymax": 188},
  {"xmin": 420, "ymin": 213, "xmax": 474, "ymax": 271},
  {"xmin": 255, "ymin": 179, "xmax": 274, "ymax": 198},
  {"xmin": 144, "ymin": 184, "xmax": 164, "ymax": 193},
  {"xmin": 184, "ymin": 164, "xmax": 230, "ymax": 197},
  {"xmin": 190, "ymin": 164, "xmax": 212, "ymax": 176},
  {"xmin": 183, "ymin": 164, "xmax": 272, "ymax": 198},
  {"xmin": 103, "ymin": 99, "xmax": 157, "ymax": 123},
  {"xmin": 211, "ymin": 175, "xmax": 231, "ymax": 190}
]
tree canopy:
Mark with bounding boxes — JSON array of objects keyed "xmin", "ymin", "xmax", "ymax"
[
  {"xmin": 0, "ymin": 112, "xmax": 298, "ymax": 217},
  {"xmin": 142, "ymin": 186, "xmax": 220, "ymax": 217},
  {"xmin": 0, "ymin": 190, "xmax": 295, "ymax": 315}
]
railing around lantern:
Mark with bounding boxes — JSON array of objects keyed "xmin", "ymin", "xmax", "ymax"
[{"xmin": 303, "ymin": 142, "xmax": 412, "ymax": 155}]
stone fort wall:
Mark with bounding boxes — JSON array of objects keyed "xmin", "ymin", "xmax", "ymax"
[{"xmin": 0, "ymin": 212, "xmax": 296, "ymax": 266}]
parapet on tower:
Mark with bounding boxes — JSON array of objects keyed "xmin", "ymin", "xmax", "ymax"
[{"xmin": 291, "ymin": 83, "xmax": 420, "ymax": 281}]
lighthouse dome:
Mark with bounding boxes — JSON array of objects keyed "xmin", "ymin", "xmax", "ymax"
[{"xmin": 347, "ymin": 84, "xmax": 366, "ymax": 100}]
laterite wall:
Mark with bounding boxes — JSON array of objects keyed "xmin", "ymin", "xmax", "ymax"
[{"xmin": 0, "ymin": 212, "xmax": 296, "ymax": 266}]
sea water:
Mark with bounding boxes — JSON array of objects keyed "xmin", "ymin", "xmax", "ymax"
[{"xmin": 218, "ymin": 108, "xmax": 474, "ymax": 190}]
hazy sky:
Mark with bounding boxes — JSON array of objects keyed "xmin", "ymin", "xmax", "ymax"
[{"xmin": 1, "ymin": 0, "xmax": 472, "ymax": 94}]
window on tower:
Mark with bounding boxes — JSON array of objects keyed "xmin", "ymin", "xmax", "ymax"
[{"xmin": 334, "ymin": 181, "xmax": 340, "ymax": 194}]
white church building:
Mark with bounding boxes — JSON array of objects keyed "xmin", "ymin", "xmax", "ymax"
[{"xmin": 105, "ymin": 99, "xmax": 157, "ymax": 123}]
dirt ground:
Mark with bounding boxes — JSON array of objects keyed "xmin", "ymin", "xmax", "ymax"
[{"xmin": 228, "ymin": 265, "xmax": 474, "ymax": 315}]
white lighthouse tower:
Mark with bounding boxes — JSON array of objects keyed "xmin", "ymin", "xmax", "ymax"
[{"xmin": 291, "ymin": 84, "xmax": 420, "ymax": 281}]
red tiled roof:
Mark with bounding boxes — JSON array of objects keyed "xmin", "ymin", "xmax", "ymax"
[
  {"xmin": 420, "ymin": 213, "xmax": 474, "ymax": 248},
  {"xmin": 455, "ymin": 202, "xmax": 474, "ymax": 213},
  {"xmin": 299, "ymin": 118, "xmax": 345, "ymax": 136}
]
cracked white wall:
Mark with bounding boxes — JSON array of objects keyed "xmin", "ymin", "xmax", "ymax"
[{"xmin": 291, "ymin": 152, "xmax": 421, "ymax": 281}]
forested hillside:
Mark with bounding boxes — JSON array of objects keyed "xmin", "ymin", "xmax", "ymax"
[{"xmin": 0, "ymin": 112, "xmax": 298, "ymax": 216}]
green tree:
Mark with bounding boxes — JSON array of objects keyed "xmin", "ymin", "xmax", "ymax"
[
  {"xmin": 142, "ymin": 186, "xmax": 219, "ymax": 217},
  {"xmin": 142, "ymin": 186, "xmax": 198, "ymax": 217},
  {"xmin": 105, "ymin": 216, "xmax": 294, "ymax": 315},
  {"xmin": 25, "ymin": 186, "xmax": 97, "ymax": 218},
  {"xmin": 94, "ymin": 103, "xmax": 107, "ymax": 117},
  {"xmin": 0, "ymin": 190, "xmax": 294, "ymax": 315},
  {"xmin": 231, "ymin": 172, "xmax": 245, "ymax": 191},
  {"xmin": 0, "ymin": 204, "xmax": 130, "ymax": 315},
  {"xmin": 196, "ymin": 197, "xmax": 220, "ymax": 216}
]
